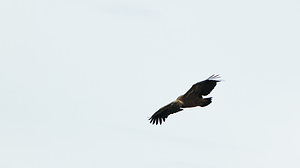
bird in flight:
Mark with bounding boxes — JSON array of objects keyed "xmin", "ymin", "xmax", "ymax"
[{"xmin": 149, "ymin": 74, "xmax": 221, "ymax": 125}]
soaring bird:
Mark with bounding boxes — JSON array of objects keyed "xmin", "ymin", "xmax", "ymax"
[{"xmin": 149, "ymin": 74, "xmax": 221, "ymax": 125}]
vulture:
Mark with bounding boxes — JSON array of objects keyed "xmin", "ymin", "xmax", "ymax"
[{"xmin": 149, "ymin": 74, "xmax": 221, "ymax": 125}]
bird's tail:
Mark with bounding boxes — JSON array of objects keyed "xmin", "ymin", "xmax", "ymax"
[{"xmin": 199, "ymin": 97, "xmax": 212, "ymax": 107}]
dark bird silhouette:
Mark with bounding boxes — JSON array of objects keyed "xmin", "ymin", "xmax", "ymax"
[{"xmin": 149, "ymin": 74, "xmax": 221, "ymax": 125}]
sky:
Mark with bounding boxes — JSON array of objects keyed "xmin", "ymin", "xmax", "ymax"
[{"xmin": 0, "ymin": 0, "xmax": 300, "ymax": 168}]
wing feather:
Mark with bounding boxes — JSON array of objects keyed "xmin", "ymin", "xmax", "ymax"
[
  {"xmin": 149, "ymin": 102, "xmax": 183, "ymax": 125},
  {"xmin": 183, "ymin": 74, "xmax": 220, "ymax": 99}
]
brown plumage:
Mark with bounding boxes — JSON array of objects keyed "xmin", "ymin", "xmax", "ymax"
[{"xmin": 149, "ymin": 74, "xmax": 221, "ymax": 125}]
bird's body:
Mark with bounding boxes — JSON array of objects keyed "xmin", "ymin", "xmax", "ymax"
[{"xmin": 149, "ymin": 74, "xmax": 221, "ymax": 125}]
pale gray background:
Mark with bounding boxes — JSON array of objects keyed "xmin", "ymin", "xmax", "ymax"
[{"xmin": 1, "ymin": 0, "xmax": 299, "ymax": 168}]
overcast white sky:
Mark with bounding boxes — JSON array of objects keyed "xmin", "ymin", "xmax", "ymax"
[{"xmin": 1, "ymin": 0, "xmax": 300, "ymax": 168}]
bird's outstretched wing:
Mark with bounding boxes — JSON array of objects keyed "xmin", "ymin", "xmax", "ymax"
[
  {"xmin": 182, "ymin": 74, "xmax": 221, "ymax": 99},
  {"xmin": 149, "ymin": 101, "xmax": 183, "ymax": 125}
]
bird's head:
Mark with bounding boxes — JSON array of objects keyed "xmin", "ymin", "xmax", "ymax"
[
  {"xmin": 176, "ymin": 95, "xmax": 183, "ymax": 101},
  {"xmin": 173, "ymin": 98, "xmax": 184, "ymax": 106}
]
